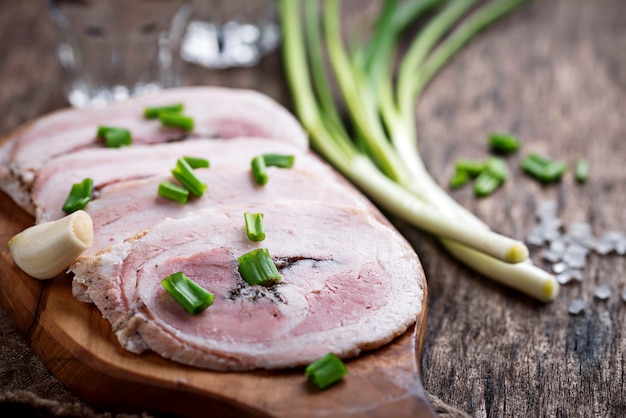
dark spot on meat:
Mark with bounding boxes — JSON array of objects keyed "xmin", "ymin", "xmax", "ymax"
[
  {"xmin": 227, "ymin": 276, "xmax": 285, "ymax": 304},
  {"xmin": 163, "ymin": 133, "xmax": 190, "ymax": 143},
  {"xmin": 274, "ymin": 256, "xmax": 327, "ymax": 269}
]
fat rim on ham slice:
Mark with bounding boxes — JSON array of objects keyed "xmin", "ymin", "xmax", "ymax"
[{"xmin": 71, "ymin": 201, "xmax": 425, "ymax": 371}]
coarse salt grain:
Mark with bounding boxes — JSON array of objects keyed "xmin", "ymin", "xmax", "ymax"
[
  {"xmin": 568, "ymin": 299, "xmax": 586, "ymax": 315},
  {"xmin": 594, "ymin": 284, "xmax": 612, "ymax": 300}
]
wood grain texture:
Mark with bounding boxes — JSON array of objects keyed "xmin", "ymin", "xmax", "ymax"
[{"xmin": 1, "ymin": 0, "xmax": 625, "ymax": 417}]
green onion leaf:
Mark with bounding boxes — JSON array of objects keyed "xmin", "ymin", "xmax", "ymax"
[
  {"xmin": 161, "ymin": 272, "xmax": 214, "ymax": 315},
  {"xmin": 159, "ymin": 112, "xmax": 195, "ymax": 131},
  {"xmin": 183, "ymin": 156, "xmax": 210, "ymax": 169},
  {"xmin": 62, "ymin": 178, "xmax": 93, "ymax": 214},
  {"xmin": 158, "ymin": 181, "xmax": 190, "ymax": 203},
  {"xmin": 521, "ymin": 153, "xmax": 567, "ymax": 183},
  {"xmin": 237, "ymin": 248, "xmax": 281, "ymax": 286},
  {"xmin": 454, "ymin": 158, "xmax": 486, "ymax": 177},
  {"xmin": 244, "ymin": 212, "xmax": 266, "ymax": 242},
  {"xmin": 263, "ymin": 154, "xmax": 296, "ymax": 168},
  {"xmin": 171, "ymin": 158, "xmax": 207, "ymax": 197},
  {"xmin": 97, "ymin": 126, "xmax": 132, "ymax": 148},
  {"xmin": 251, "ymin": 155, "xmax": 268, "ymax": 185},
  {"xmin": 485, "ymin": 156, "xmax": 509, "ymax": 181},
  {"xmin": 449, "ymin": 169, "xmax": 470, "ymax": 189},
  {"xmin": 488, "ymin": 132, "xmax": 521, "ymax": 154},
  {"xmin": 474, "ymin": 171, "xmax": 503, "ymax": 197},
  {"xmin": 305, "ymin": 353, "xmax": 348, "ymax": 390},
  {"xmin": 144, "ymin": 103, "xmax": 184, "ymax": 119},
  {"xmin": 575, "ymin": 159, "xmax": 589, "ymax": 183}
]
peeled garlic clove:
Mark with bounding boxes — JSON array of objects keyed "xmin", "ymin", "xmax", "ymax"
[{"xmin": 8, "ymin": 210, "xmax": 93, "ymax": 280}]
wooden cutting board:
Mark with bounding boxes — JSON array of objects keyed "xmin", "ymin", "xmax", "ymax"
[{"xmin": 0, "ymin": 164, "xmax": 434, "ymax": 417}]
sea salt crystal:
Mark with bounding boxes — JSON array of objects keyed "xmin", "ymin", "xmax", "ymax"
[
  {"xmin": 536, "ymin": 200, "xmax": 558, "ymax": 220},
  {"xmin": 527, "ymin": 226, "xmax": 545, "ymax": 246},
  {"xmin": 568, "ymin": 299, "xmax": 586, "ymax": 315},
  {"xmin": 562, "ymin": 245, "xmax": 588, "ymax": 269},
  {"xmin": 542, "ymin": 249, "xmax": 563, "ymax": 263},
  {"xmin": 621, "ymin": 289, "xmax": 626, "ymax": 303},
  {"xmin": 552, "ymin": 262, "xmax": 567, "ymax": 274},
  {"xmin": 594, "ymin": 284, "xmax": 612, "ymax": 300},
  {"xmin": 571, "ymin": 269, "xmax": 584, "ymax": 282}
]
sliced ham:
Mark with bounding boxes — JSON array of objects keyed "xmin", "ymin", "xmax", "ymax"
[
  {"xmin": 0, "ymin": 87, "xmax": 307, "ymax": 214},
  {"xmin": 74, "ymin": 166, "xmax": 374, "ymax": 262},
  {"xmin": 33, "ymin": 137, "xmax": 339, "ymax": 223},
  {"xmin": 70, "ymin": 201, "xmax": 425, "ymax": 371}
]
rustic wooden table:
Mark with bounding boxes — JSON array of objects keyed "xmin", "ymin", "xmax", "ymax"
[{"xmin": 1, "ymin": 1, "xmax": 625, "ymax": 417}]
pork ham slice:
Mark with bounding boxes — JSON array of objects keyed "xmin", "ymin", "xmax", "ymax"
[
  {"xmin": 33, "ymin": 137, "xmax": 338, "ymax": 223},
  {"xmin": 70, "ymin": 201, "xmax": 425, "ymax": 371},
  {"xmin": 74, "ymin": 166, "xmax": 374, "ymax": 263},
  {"xmin": 0, "ymin": 87, "xmax": 307, "ymax": 214}
]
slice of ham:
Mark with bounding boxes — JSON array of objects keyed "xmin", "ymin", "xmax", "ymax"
[
  {"xmin": 0, "ymin": 87, "xmax": 307, "ymax": 214},
  {"xmin": 74, "ymin": 166, "xmax": 374, "ymax": 263},
  {"xmin": 33, "ymin": 137, "xmax": 339, "ymax": 223},
  {"xmin": 70, "ymin": 201, "xmax": 425, "ymax": 371}
]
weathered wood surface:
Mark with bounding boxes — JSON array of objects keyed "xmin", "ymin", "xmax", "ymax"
[{"xmin": 1, "ymin": 0, "xmax": 625, "ymax": 417}]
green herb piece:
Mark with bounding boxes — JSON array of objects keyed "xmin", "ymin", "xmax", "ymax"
[
  {"xmin": 144, "ymin": 103, "xmax": 184, "ymax": 119},
  {"xmin": 305, "ymin": 353, "xmax": 348, "ymax": 390},
  {"xmin": 575, "ymin": 159, "xmax": 590, "ymax": 183},
  {"xmin": 171, "ymin": 158, "xmax": 207, "ymax": 197},
  {"xmin": 521, "ymin": 153, "xmax": 567, "ymax": 183},
  {"xmin": 159, "ymin": 112, "xmax": 195, "ymax": 130},
  {"xmin": 62, "ymin": 178, "xmax": 93, "ymax": 214},
  {"xmin": 485, "ymin": 156, "xmax": 508, "ymax": 181},
  {"xmin": 449, "ymin": 169, "xmax": 470, "ymax": 189},
  {"xmin": 183, "ymin": 156, "xmax": 210, "ymax": 169},
  {"xmin": 161, "ymin": 272, "xmax": 214, "ymax": 315},
  {"xmin": 237, "ymin": 248, "xmax": 281, "ymax": 286},
  {"xmin": 251, "ymin": 155, "xmax": 268, "ymax": 185},
  {"xmin": 454, "ymin": 159, "xmax": 486, "ymax": 177},
  {"xmin": 263, "ymin": 154, "xmax": 296, "ymax": 168},
  {"xmin": 488, "ymin": 132, "xmax": 521, "ymax": 154},
  {"xmin": 158, "ymin": 181, "xmax": 189, "ymax": 203},
  {"xmin": 97, "ymin": 126, "xmax": 132, "ymax": 148},
  {"xmin": 473, "ymin": 171, "xmax": 503, "ymax": 197},
  {"xmin": 244, "ymin": 212, "xmax": 266, "ymax": 242}
]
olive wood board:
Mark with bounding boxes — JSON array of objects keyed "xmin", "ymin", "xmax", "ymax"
[{"xmin": 0, "ymin": 173, "xmax": 435, "ymax": 417}]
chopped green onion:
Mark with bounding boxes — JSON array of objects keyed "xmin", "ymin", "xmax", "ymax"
[
  {"xmin": 488, "ymin": 132, "xmax": 521, "ymax": 154},
  {"xmin": 144, "ymin": 103, "xmax": 184, "ymax": 119},
  {"xmin": 158, "ymin": 181, "xmax": 189, "ymax": 203},
  {"xmin": 161, "ymin": 272, "xmax": 214, "ymax": 315},
  {"xmin": 62, "ymin": 178, "xmax": 93, "ymax": 214},
  {"xmin": 575, "ymin": 159, "xmax": 589, "ymax": 183},
  {"xmin": 485, "ymin": 156, "xmax": 508, "ymax": 181},
  {"xmin": 159, "ymin": 112, "xmax": 195, "ymax": 130},
  {"xmin": 237, "ymin": 248, "xmax": 281, "ymax": 286},
  {"xmin": 171, "ymin": 158, "xmax": 207, "ymax": 197},
  {"xmin": 263, "ymin": 154, "xmax": 296, "ymax": 168},
  {"xmin": 244, "ymin": 212, "xmax": 266, "ymax": 242},
  {"xmin": 449, "ymin": 169, "xmax": 470, "ymax": 189},
  {"xmin": 454, "ymin": 158, "xmax": 486, "ymax": 177},
  {"xmin": 521, "ymin": 153, "xmax": 567, "ymax": 183},
  {"xmin": 251, "ymin": 155, "xmax": 268, "ymax": 185},
  {"xmin": 473, "ymin": 171, "xmax": 503, "ymax": 197},
  {"xmin": 183, "ymin": 156, "xmax": 210, "ymax": 169},
  {"xmin": 97, "ymin": 126, "xmax": 132, "ymax": 148},
  {"xmin": 305, "ymin": 353, "xmax": 348, "ymax": 390}
]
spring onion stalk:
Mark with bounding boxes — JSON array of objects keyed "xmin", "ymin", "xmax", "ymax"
[
  {"xmin": 144, "ymin": 103, "xmax": 184, "ymax": 119},
  {"xmin": 162, "ymin": 272, "xmax": 214, "ymax": 315},
  {"xmin": 183, "ymin": 156, "xmax": 210, "ymax": 169},
  {"xmin": 238, "ymin": 248, "xmax": 281, "ymax": 286},
  {"xmin": 455, "ymin": 159, "xmax": 487, "ymax": 177},
  {"xmin": 171, "ymin": 158, "xmax": 207, "ymax": 197},
  {"xmin": 521, "ymin": 153, "xmax": 567, "ymax": 183},
  {"xmin": 244, "ymin": 212, "xmax": 266, "ymax": 242},
  {"xmin": 62, "ymin": 178, "xmax": 93, "ymax": 214},
  {"xmin": 279, "ymin": 0, "xmax": 559, "ymax": 301},
  {"xmin": 8, "ymin": 210, "xmax": 93, "ymax": 280},
  {"xmin": 97, "ymin": 126, "xmax": 132, "ymax": 148},
  {"xmin": 306, "ymin": 353, "xmax": 348, "ymax": 390},
  {"xmin": 159, "ymin": 112, "xmax": 195, "ymax": 130},
  {"xmin": 158, "ymin": 181, "xmax": 189, "ymax": 203},
  {"xmin": 263, "ymin": 154, "xmax": 295, "ymax": 168}
]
